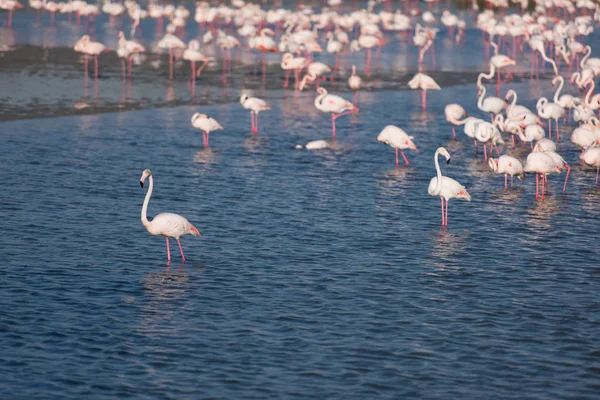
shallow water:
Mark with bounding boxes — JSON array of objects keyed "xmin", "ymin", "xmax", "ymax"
[{"xmin": 2, "ymin": 3, "xmax": 600, "ymax": 399}]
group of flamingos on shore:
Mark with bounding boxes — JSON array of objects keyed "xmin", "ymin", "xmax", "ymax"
[{"xmin": 16, "ymin": 0, "xmax": 600, "ymax": 259}]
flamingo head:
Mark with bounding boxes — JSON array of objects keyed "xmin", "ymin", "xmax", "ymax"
[
  {"xmin": 140, "ymin": 169, "xmax": 152, "ymax": 187},
  {"xmin": 316, "ymin": 87, "xmax": 327, "ymax": 96},
  {"xmin": 488, "ymin": 158, "xmax": 499, "ymax": 172},
  {"xmin": 438, "ymin": 147, "xmax": 451, "ymax": 164},
  {"xmin": 406, "ymin": 136, "xmax": 418, "ymax": 152},
  {"xmin": 501, "ymin": 57, "xmax": 516, "ymax": 66},
  {"xmin": 240, "ymin": 94, "xmax": 249, "ymax": 105}
]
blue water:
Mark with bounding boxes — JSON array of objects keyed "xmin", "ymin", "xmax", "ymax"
[
  {"xmin": 2, "ymin": 82, "xmax": 600, "ymax": 398},
  {"xmin": 2, "ymin": 3, "xmax": 600, "ymax": 399}
]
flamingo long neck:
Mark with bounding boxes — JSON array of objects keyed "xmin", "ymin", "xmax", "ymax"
[
  {"xmin": 141, "ymin": 176, "xmax": 153, "ymax": 228},
  {"xmin": 585, "ymin": 80, "xmax": 595, "ymax": 106},
  {"xmin": 580, "ymin": 46, "xmax": 591, "ymax": 69},
  {"xmin": 477, "ymin": 85, "xmax": 486, "ymax": 110},
  {"xmin": 477, "ymin": 64, "xmax": 495, "ymax": 86},
  {"xmin": 537, "ymin": 47, "xmax": 558, "ymax": 75},
  {"xmin": 553, "ymin": 78, "xmax": 564, "ymax": 103},
  {"xmin": 434, "ymin": 149, "xmax": 443, "ymax": 195}
]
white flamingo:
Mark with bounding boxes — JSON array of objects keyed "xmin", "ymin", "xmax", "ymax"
[
  {"xmin": 191, "ymin": 113, "xmax": 223, "ymax": 147},
  {"xmin": 314, "ymin": 88, "xmax": 358, "ymax": 138},
  {"xmin": 140, "ymin": 169, "xmax": 201, "ymax": 262},
  {"xmin": 240, "ymin": 94, "xmax": 271, "ymax": 134},
  {"xmin": 377, "ymin": 125, "xmax": 419, "ymax": 166},
  {"xmin": 428, "ymin": 147, "xmax": 471, "ymax": 226},
  {"xmin": 488, "ymin": 155, "xmax": 524, "ymax": 189}
]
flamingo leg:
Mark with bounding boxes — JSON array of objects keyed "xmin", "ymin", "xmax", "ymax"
[
  {"xmin": 452, "ymin": 125, "xmax": 456, "ymax": 139},
  {"xmin": 169, "ymin": 48, "xmax": 173, "ymax": 80},
  {"xmin": 94, "ymin": 55, "xmax": 99, "ymax": 80},
  {"xmin": 255, "ymin": 113, "xmax": 259, "ymax": 134},
  {"xmin": 563, "ymin": 165, "xmax": 570, "ymax": 192},
  {"xmin": 445, "ymin": 199, "xmax": 449, "ymax": 226},
  {"xmin": 401, "ymin": 150, "xmax": 409, "ymax": 165},
  {"xmin": 177, "ymin": 239, "xmax": 186, "ymax": 262},
  {"xmin": 505, "ymin": 174, "xmax": 507, "ymax": 190},
  {"xmin": 483, "ymin": 143, "xmax": 488, "ymax": 161},
  {"xmin": 536, "ymin": 173, "xmax": 539, "ymax": 200},
  {"xmin": 250, "ymin": 112, "xmax": 254, "ymax": 132},
  {"xmin": 555, "ymin": 119, "xmax": 560, "ymax": 141},
  {"xmin": 166, "ymin": 237, "xmax": 171, "ymax": 261},
  {"xmin": 128, "ymin": 55, "xmax": 132, "ymax": 78},
  {"xmin": 440, "ymin": 197, "xmax": 445, "ymax": 225},
  {"xmin": 395, "ymin": 148, "xmax": 399, "ymax": 166},
  {"xmin": 331, "ymin": 113, "xmax": 336, "ymax": 138},
  {"xmin": 421, "ymin": 89, "xmax": 426, "ymax": 111}
]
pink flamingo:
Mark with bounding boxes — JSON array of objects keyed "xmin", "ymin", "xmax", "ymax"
[
  {"xmin": 2, "ymin": 0, "xmax": 23, "ymax": 27},
  {"xmin": 158, "ymin": 33, "xmax": 186, "ymax": 81},
  {"xmin": 74, "ymin": 35, "xmax": 108, "ymax": 80},
  {"xmin": 314, "ymin": 87, "xmax": 359, "ymax": 138},
  {"xmin": 191, "ymin": 113, "xmax": 223, "ymax": 147},
  {"xmin": 524, "ymin": 152, "xmax": 561, "ymax": 200},
  {"xmin": 118, "ymin": 31, "xmax": 145, "ymax": 79},
  {"xmin": 140, "ymin": 169, "xmax": 201, "ymax": 263},
  {"xmin": 408, "ymin": 73, "xmax": 440, "ymax": 111},
  {"xmin": 377, "ymin": 125, "xmax": 419, "ymax": 166}
]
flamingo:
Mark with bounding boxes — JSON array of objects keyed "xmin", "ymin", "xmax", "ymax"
[
  {"xmin": 481, "ymin": 43, "xmax": 517, "ymax": 94},
  {"xmin": 254, "ymin": 28, "xmax": 278, "ymax": 79},
  {"xmin": 524, "ymin": 152, "xmax": 561, "ymax": 200},
  {"xmin": 157, "ymin": 34, "xmax": 186, "ymax": 81},
  {"xmin": 488, "ymin": 155, "xmax": 524, "ymax": 189},
  {"xmin": 580, "ymin": 45, "xmax": 600, "ymax": 75},
  {"xmin": 240, "ymin": 94, "xmax": 271, "ymax": 134},
  {"xmin": 376, "ymin": 125, "xmax": 418, "ymax": 166},
  {"xmin": 428, "ymin": 147, "xmax": 471, "ymax": 226},
  {"xmin": 314, "ymin": 87, "xmax": 358, "ymax": 138},
  {"xmin": 75, "ymin": 35, "xmax": 108, "ymax": 81},
  {"xmin": 581, "ymin": 143, "xmax": 600, "ymax": 186},
  {"xmin": 348, "ymin": 65, "xmax": 362, "ymax": 104},
  {"xmin": 533, "ymin": 144, "xmax": 570, "ymax": 193},
  {"xmin": 118, "ymin": 31, "xmax": 145, "ymax": 79},
  {"xmin": 298, "ymin": 62, "xmax": 332, "ymax": 91},
  {"xmin": 536, "ymin": 97, "xmax": 565, "ymax": 140},
  {"xmin": 477, "ymin": 83, "xmax": 507, "ymax": 119},
  {"xmin": 183, "ymin": 40, "xmax": 209, "ymax": 87},
  {"xmin": 444, "ymin": 103, "xmax": 468, "ymax": 139},
  {"xmin": 281, "ymin": 52, "xmax": 308, "ymax": 89},
  {"xmin": 571, "ymin": 118, "xmax": 600, "ymax": 151},
  {"xmin": 2, "ymin": 0, "xmax": 23, "ymax": 27},
  {"xmin": 295, "ymin": 140, "xmax": 330, "ymax": 150},
  {"xmin": 516, "ymin": 124, "xmax": 545, "ymax": 148},
  {"xmin": 408, "ymin": 73, "xmax": 440, "ymax": 111},
  {"xmin": 552, "ymin": 76, "xmax": 575, "ymax": 121},
  {"xmin": 191, "ymin": 113, "xmax": 223, "ymax": 147},
  {"xmin": 140, "ymin": 169, "xmax": 201, "ymax": 263}
]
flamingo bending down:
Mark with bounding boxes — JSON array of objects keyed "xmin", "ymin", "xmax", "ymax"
[
  {"xmin": 428, "ymin": 147, "xmax": 471, "ymax": 226},
  {"xmin": 191, "ymin": 113, "xmax": 223, "ymax": 147},
  {"xmin": 444, "ymin": 103, "xmax": 468, "ymax": 139},
  {"xmin": 377, "ymin": 125, "xmax": 418, "ymax": 166},
  {"xmin": 240, "ymin": 94, "xmax": 271, "ymax": 134},
  {"xmin": 140, "ymin": 169, "xmax": 201, "ymax": 262},
  {"xmin": 581, "ymin": 143, "xmax": 600, "ymax": 186},
  {"xmin": 408, "ymin": 73, "xmax": 440, "ymax": 111},
  {"xmin": 488, "ymin": 155, "xmax": 524, "ymax": 189},
  {"xmin": 314, "ymin": 87, "xmax": 358, "ymax": 138},
  {"xmin": 524, "ymin": 152, "xmax": 561, "ymax": 200}
]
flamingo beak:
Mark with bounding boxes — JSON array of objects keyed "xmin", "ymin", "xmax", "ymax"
[
  {"xmin": 140, "ymin": 181, "xmax": 144, "ymax": 188},
  {"xmin": 446, "ymin": 158, "xmax": 451, "ymax": 164}
]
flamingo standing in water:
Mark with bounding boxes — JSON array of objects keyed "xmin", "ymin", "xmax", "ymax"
[
  {"xmin": 118, "ymin": 31, "xmax": 145, "ymax": 78},
  {"xmin": 240, "ymin": 94, "xmax": 271, "ymax": 134},
  {"xmin": 157, "ymin": 33, "xmax": 186, "ymax": 80},
  {"xmin": 280, "ymin": 52, "xmax": 308, "ymax": 89},
  {"xmin": 408, "ymin": 73, "xmax": 440, "ymax": 111},
  {"xmin": 140, "ymin": 169, "xmax": 201, "ymax": 262},
  {"xmin": 479, "ymin": 43, "xmax": 516, "ymax": 95},
  {"xmin": 377, "ymin": 125, "xmax": 419, "ymax": 166},
  {"xmin": 314, "ymin": 87, "xmax": 359, "ymax": 138},
  {"xmin": 581, "ymin": 143, "xmax": 600, "ymax": 186},
  {"xmin": 477, "ymin": 83, "xmax": 507, "ymax": 120},
  {"xmin": 2, "ymin": 0, "xmax": 23, "ymax": 27},
  {"xmin": 191, "ymin": 113, "xmax": 223, "ymax": 147},
  {"xmin": 444, "ymin": 103, "xmax": 468, "ymax": 139},
  {"xmin": 254, "ymin": 28, "xmax": 278, "ymax": 79},
  {"xmin": 183, "ymin": 39, "xmax": 210, "ymax": 87},
  {"xmin": 536, "ymin": 97, "xmax": 565, "ymax": 140},
  {"xmin": 348, "ymin": 65, "xmax": 362, "ymax": 104},
  {"xmin": 428, "ymin": 147, "xmax": 471, "ymax": 226},
  {"xmin": 75, "ymin": 35, "xmax": 108, "ymax": 80},
  {"xmin": 524, "ymin": 151, "xmax": 561, "ymax": 200},
  {"xmin": 488, "ymin": 155, "xmax": 524, "ymax": 189}
]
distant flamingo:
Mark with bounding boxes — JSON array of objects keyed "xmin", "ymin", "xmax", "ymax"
[
  {"xmin": 314, "ymin": 88, "xmax": 359, "ymax": 138},
  {"xmin": 140, "ymin": 169, "xmax": 201, "ymax": 262},
  {"xmin": 183, "ymin": 39, "xmax": 209, "ymax": 87},
  {"xmin": 255, "ymin": 28, "xmax": 278, "ymax": 79},
  {"xmin": 118, "ymin": 31, "xmax": 145, "ymax": 78},
  {"xmin": 377, "ymin": 125, "xmax": 418, "ymax": 166},
  {"xmin": 408, "ymin": 73, "xmax": 440, "ymax": 111},
  {"xmin": 75, "ymin": 35, "xmax": 108, "ymax": 80},
  {"xmin": 444, "ymin": 103, "xmax": 468, "ymax": 139},
  {"xmin": 240, "ymin": 94, "xmax": 271, "ymax": 134},
  {"xmin": 191, "ymin": 113, "xmax": 223, "ymax": 147},
  {"xmin": 428, "ymin": 147, "xmax": 471, "ymax": 226},
  {"xmin": 348, "ymin": 65, "xmax": 362, "ymax": 104},
  {"xmin": 158, "ymin": 33, "xmax": 186, "ymax": 80}
]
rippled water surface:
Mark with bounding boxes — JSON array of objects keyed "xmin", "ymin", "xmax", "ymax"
[{"xmin": 2, "ymin": 4, "xmax": 600, "ymax": 400}]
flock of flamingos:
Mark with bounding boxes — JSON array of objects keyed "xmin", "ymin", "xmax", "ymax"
[{"xmin": 3, "ymin": 0, "xmax": 600, "ymax": 261}]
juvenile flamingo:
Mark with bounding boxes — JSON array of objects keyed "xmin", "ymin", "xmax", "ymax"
[{"xmin": 140, "ymin": 169, "xmax": 201, "ymax": 262}]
